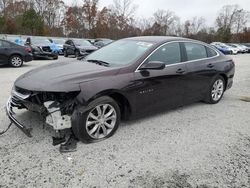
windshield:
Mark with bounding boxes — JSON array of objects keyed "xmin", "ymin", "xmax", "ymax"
[
  {"xmin": 32, "ymin": 38, "xmax": 51, "ymax": 46},
  {"xmin": 220, "ymin": 44, "xmax": 228, "ymax": 48},
  {"xmin": 86, "ymin": 40, "xmax": 154, "ymax": 67},
  {"xmin": 53, "ymin": 38, "xmax": 65, "ymax": 45},
  {"xmin": 74, "ymin": 39, "xmax": 93, "ymax": 46}
]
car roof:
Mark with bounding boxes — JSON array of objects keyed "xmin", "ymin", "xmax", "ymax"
[{"xmin": 124, "ymin": 36, "xmax": 194, "ymax": 44}]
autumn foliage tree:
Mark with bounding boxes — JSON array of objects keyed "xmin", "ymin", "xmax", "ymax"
[{"xmin": 0, "ymin": 0, "xmax": 249, "ymax": 43}]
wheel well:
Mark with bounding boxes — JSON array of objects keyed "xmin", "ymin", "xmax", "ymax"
[
  {"xmin": 110, "ymin": 93, "xmax": 131, "ymax": 120},
  {"xmin": 91, "ymin": 92, "xmax": 132, "ymax": 120},
  {"xmin": 9, "ymin": 53, "xmax": 23, "ymax": 61},
  {"xmin": 219, "ymin": 73, "xmax": 228, "ymax": 90}
]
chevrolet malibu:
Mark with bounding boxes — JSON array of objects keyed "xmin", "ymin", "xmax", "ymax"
[{"xmin": 6, "ymin": 36, "xmax": 235, "ymax": 144}]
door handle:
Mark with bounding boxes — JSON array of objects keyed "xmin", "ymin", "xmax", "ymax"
[
  {"xmin": 176, "ymin": 68, "xmax": 185, "ymax": 74},
  {"xmin": 207, "ymin": 63, "xmax": 214, "ymax": 68}
]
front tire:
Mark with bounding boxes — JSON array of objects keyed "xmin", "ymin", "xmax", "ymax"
[
  {"xmin": 204, "ymin": 76, "xmax": 225, "ymax": 104},
  {"xmin": 9, "ymin": 55, "xmax": 23, "ymax": 67},
  {"xmin": 64, "ymin": 50, "xmax": 68, "ymax": 57},
  {"xmin": 72, "ymin": 96, "xmax": 121, "ymax": 143},
  {"xmin": 75, "ymin": 50, "xmax": 80, "ymax": 57},
  {"xmin": 53, "ymin": 55, "xmax": 58, "ymax": 60}
]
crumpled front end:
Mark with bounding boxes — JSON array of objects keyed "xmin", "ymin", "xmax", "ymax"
[{"xmin": 5, "ymin": 86, "xmax": 80, "ymax": 137}]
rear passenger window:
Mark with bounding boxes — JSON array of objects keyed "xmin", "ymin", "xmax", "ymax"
[
  {"xmin": 184, "ymin": 42, "xmax": 207, "ymax": 61},
  {"xmin": 146, "ymin": 42, "xmax": 181, "ymax": 65},
  {"xmin": 206, "ymin": 47, "xmax": 217, "ymax": 57}
]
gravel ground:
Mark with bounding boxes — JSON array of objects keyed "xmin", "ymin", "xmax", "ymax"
[{"xmin": 0, "ymin": 55, "xmax": 250, "ymax": 188}]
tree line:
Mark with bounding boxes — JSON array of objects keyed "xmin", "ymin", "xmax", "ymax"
[{"xmin": 0, "ymin": 0, "xmax": 250, "ymax": 43}]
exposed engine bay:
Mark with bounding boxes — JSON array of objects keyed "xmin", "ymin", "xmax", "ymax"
[{"xmin": 6, "ymin": 86, "xmax": 80, "ymax": 152}]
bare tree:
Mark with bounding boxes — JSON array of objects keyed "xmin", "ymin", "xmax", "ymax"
[
  {"xmin": 234, "ymin": 9, "xmax": 250, "ymax": 34},
  {"xmin": 0, "ymin": 0, "xmax": 10, "ymax": 16},
  {"xmin": 82, "ymin": 0, "xmax": 98, "ymax": 32},
  {"xmin": 216, "ymin": 4, "xmax": 249, "ymax": 32},
  {"xmin": 153, "ymin": 9, "xmax": 179, "ymax": 35},
  {"xmin": 184, "ymin": 17, "xmax": 206, "ymax": 36},
  {"xmin": 111, "ymin": 0, "xmax": 137, "ymax": 19}
]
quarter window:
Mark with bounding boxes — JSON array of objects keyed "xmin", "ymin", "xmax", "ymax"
[
  {"xmin": 206, "ymin": 47, "xmax": 217, "ymax": 57},
  {"xmin": 184, "ymin": 42, "xmax": 207, "ymax": 61},
  {"xmin": 146, "ymin": 42, "xmax": 181, "ymax": 65}
]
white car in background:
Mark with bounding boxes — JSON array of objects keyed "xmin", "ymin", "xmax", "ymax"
[
  {"xmin": 238, "ymin": 44, "xmax": 250, "ymax": 53},
  {"xmin": 211, "ymin": 42, "xmax": 239, "ymax": 55},
  {"xmin": 228, "ymin": 44, "xmax": 248, "ymax": 53}
]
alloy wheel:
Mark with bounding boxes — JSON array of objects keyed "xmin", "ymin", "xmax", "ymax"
[
  {"xmin": 211, "ymin": 79, "xmax": 224, "ymax": 101},
  {"xmin": 86, "ymin": 104, "xmax": 117, "ymax": 139}
]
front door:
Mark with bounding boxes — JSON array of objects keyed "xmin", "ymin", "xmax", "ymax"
[{"xmin": 131, "ymin": 42, "xmax": 188, "ymax": 114}]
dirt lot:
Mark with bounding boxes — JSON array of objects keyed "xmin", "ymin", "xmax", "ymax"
[{"xmin": 0, "ymin": 55, "xmax": 250, "ymax": 188}]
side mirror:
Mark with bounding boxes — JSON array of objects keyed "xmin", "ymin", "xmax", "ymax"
[{"xmin": 139, "ymin": 61, "xmax": 165, "ymax": 70}]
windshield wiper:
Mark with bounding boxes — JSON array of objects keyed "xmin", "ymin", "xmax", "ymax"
[{"xmin": 87, "ymin": 59, "xmax": 110, "ymax": 67}]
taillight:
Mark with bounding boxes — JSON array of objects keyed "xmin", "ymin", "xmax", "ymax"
[{"xmin": 24, "ymin": 47, "xmax": 31, "ymax": 53}]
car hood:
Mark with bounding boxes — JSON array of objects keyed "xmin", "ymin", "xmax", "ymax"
[{"xmin": 15, "ymin": 61, "xmax": 120, "ymax": 92}]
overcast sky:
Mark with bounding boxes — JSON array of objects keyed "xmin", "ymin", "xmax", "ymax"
[{"xmin": 65, "ymin": 0, "xmax": 250, "ymax": 26}]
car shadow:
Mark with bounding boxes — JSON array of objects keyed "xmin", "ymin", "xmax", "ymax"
[
  {"xmin": 6, "ymin": 101, "xmax": 206, "ymax": 138},
  {"xmin": 122, "ymin": 102, "xmax": 205, "ymax": 127}
]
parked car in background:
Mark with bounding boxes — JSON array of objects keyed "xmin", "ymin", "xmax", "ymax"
[
  {"xmin": 238, "ymin": 44, "xmax": 250, "ymax": 53},
  {"xmin": 242, "ymin": 43, "xmax": 250, "ymax": 52},
  {"xmin": 87, "ymin": 39, "xmax": 95, "ymax": 44},
  {"xmin": 227, "ymin": 43, "xmax": 248, "ymax": 53},
  {"xmin": 210, "ymin": 43, "xmax": 232, "ymax": 55},
  {"xmin": 63, "ymin": 39, "xmax": 98, "ymax": 57},
  {"xmin": 220, "ymin": 43, "xmax": 239, "ymax": 55},
  {"xmin": 25, "ymin": 37, "xmax": 58, "ymax": 60},
  {"xmin": 49, "ymin": 38, "xmax": 66, "ymax": 55},
  {"xmin": 0, "ymin": 39, "xmax": 32, "ymax": 67},
  {"xmin": 6, "ymin": 36, "xmax": 24, "ymax": 46},
  {"xmin": 6, "ymin": 36, "xmax": 235, "ymax": 146},
  {"xmin": 94, "ymin": 38, "xmax": 113, "ymax": 48}
]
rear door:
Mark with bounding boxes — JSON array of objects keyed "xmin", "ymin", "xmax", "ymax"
[
  {"xmin": 0, "ymin": 40, "xmax": 11, "ymax": 64},
  {"xmin": 182, "ymin": 42, "xmax": 219, "ymax": 102}
]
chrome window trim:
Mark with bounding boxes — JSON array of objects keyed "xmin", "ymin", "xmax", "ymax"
[{"xmin": 135, "ymin": 40, "xmax": 220, "ymax": 72}]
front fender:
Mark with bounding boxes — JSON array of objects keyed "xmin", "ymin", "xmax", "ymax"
[{"xmin": 76, "ymin": 73, "xmax": 134, "ymax": 105}]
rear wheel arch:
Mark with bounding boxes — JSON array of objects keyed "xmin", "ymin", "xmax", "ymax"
[
  {"xmin": 219, "ymin": 73, "xmax": 227, "ymax": 90},
  {"xmin": 9, "ymin": 53, "xmax": 23, "ymax": 61}
]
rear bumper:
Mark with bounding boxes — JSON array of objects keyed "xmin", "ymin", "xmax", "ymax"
[
  {"xmin": 33, "ymin": 51, "xmax": 58, "ymax": 59},
  {"xmin": 5, "ymin": 97, "xmax": 32, "ymax": 137},
  {"xmin": 24, "ymin": 54, "xmax": 33, "ymax": 62},
  {"xmin": 226, "ymin": 78, "xmax": 233, "ymax": 90}
]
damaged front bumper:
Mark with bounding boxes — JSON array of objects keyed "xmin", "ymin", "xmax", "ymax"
[
  {"xmin": 5, "ymin": 91, "xmax": 77, "ymax": 137},
  {"xmin": 5, "ymin": 97, "xmax": 33, "ymax": 137}
]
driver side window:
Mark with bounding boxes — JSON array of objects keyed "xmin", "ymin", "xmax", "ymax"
[{"xmin": 146, "ymin": 42, "xmax": 181, "ymax": 65}]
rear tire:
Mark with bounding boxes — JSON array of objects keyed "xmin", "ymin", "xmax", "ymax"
[
  {"xmin": 53, "ymin": 55, "xmax": 58, "ymax": 60},
  {"xmin": 9, "ymin": 55, "xmax": 23, "ymax": 67},
  {"xmin": 204, "ymin": 76, "xmax": 225, "ymax": 104},
  {"xmin": 72, "ymin": 96, "xmax": 121, "ymax": 143},
  {"xmin": 75, "ymin": 50, "xmax": 80, "ymax": 57}
]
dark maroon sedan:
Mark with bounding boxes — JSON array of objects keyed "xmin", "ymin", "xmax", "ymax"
[{"xmin": 6, "ymin": 36, "xmax": 235, "ymax": 150}]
